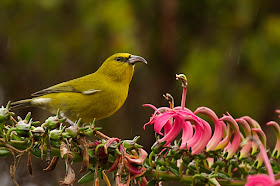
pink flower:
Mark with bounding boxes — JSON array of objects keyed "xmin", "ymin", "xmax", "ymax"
[
  {"xmin": 245, "ymin": 138, "xmax": 280, "ymax": 186},
  {"xmin": 267, "ymin": 121, "xmax": 280, "ymax": 159},
  {"xmin": 220, "ymin": 114, "xmax": 241, "ymax": 159},
  {"xmin": 180, "ymin": 112, "xmax": 212, "ymax": 154},
  {"xmin": 194, "ymin": 107, "xmax": 226, "ymax": 151},
  {"xmin": 157, "ymin": 111, "xmax": 184, "ymax": 146},
  {"xmin": 143, "ymin": 104, "xmax": 171, "ymax": 136},
  {"xmin": 251, "ymin": 128, "xmax": 267, "ymax": 168},
  {"xmin": 143, "ymin": 74, "xmax": 212, "ymax": 154},
  {"xmin": 246, "ymin": 174, "xmax": 275, "ymax": 186},
  {"xmin": 235, "ymin": 118, "xmax": 252, "ymax": 159},
  {"xmin": 241, "ymin": 116, "xmax": 261, "ymax": 155},
  {"xmin": 144, "ymin": 104, "xmax": 212, "ymax": 154}
]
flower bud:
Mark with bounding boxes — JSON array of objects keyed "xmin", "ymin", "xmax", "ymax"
[
  {"xmin": 32, "ymin": 127, "xmax": 45, "ymax": 137},
  {"xmin": 0, "ymin": 147, "xmax": 10, "ymax": 157},
  {"xmin": 50, "ymin": 129, "xmax": 63, "ymax": 140},
  {"xmin": 44, "ymin": 116, "xmax": 61, "ymax": 130},
  {"xmin": 155, "ymin": 156, "xmax": 165, "ymax": 166},
  {"xmin": 62, "ymin": 126, "xmax": 78, "ymax": 138},
  {"xmin": 151, "ymin": 141, "xmax": 166, "ymax": 154},
  {"xmin": 15, "ymin": 120, "xmax": 31, "ymax": 137},
  {"xmin": 0, "ymin": 106, "xmax": 11, "ymax": 123}
]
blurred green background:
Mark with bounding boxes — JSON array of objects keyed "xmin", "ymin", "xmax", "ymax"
[{"xmin": 0, "ymin": 0, "xmax": 280, "ymax": 185}]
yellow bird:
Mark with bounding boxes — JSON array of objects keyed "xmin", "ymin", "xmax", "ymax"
[{"xmin": 11, "ymin": 53, "xmax": 147, "ymax": 123}]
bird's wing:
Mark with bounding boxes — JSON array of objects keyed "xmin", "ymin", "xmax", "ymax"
[{"xmin": 31, "ymin": 84, "xmax": 100, "ymax": 97}]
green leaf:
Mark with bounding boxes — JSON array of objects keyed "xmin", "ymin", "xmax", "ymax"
[
  {"xmin": 77, "ymin": 171, "xmax": 95, "ymax": 184},
  {"xmin": 167, "ymin": 161, "xmax": 180, "ymax": 177},
  {"xmin": 217, "ymin": 171, "xmax": 230, "ymax": 180},
  {"xmin": 87, "ymin": 148, "xmax": 94, "ymax": 158},
  {"xmin": 147, "ymin": 179, "xmax": 157, "ymax": 186}
]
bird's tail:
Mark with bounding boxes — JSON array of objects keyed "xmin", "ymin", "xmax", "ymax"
[{"xmin": 11, "ymin": 99, "xmax": 32, "ymax": 109}]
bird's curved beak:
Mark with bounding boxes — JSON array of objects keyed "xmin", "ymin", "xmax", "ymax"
[{"xmin": 128, "ymin": 55, "xmax": 148, "ymax": 65}]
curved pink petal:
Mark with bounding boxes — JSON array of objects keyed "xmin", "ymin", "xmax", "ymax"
[
  {"xmin": 194, "ymin": 107, "xmax": 226, "ymax": 151},
  {"xmin": 124, "ymin": 158, "xmax": 144, "ymax": 175},
  {"xmin": 184, "ymin": 117, "xmax": 201, "ymax": 147},
  {"xmin": 236, "ymin": 118, "xmax": 251, "ymax": 137},
  {"xmin": 258, "ymin": 139, "xmax": 275, "ymax": 182},
  {"xmin": 267, "ymin": 121, "xmax": 280, "ymax": 159},
  {"xmin": 183, "ymin": 116, "xmax": 205, "ymax": 154},
  {"xmin": 174, "ymin": 109, "xmax": 206, "ymax": 151},
  {"xmin": 246, "ymin": 138, "xmax": 275, "ymax": 185},
  {"xmin": 241, "ymin": 116, "xmax": 261, "ymax": 129},
  {"xmin": 241, "ymin": 116, "xmax": 262, "ymax": 155},
  {"xmin": 104, "ymin": 138, "xmax": 120, "ymax": 152},
  {"xmin": 143, "ymin": 104, "xmax": 161, "ymax": 114},
  {"xmin": 251, "ymin": 128, "xmax": 266, "ymax": 148},
  {"xmin": 125, "ymin": 148, "xmax": 148, "ymax": 165},
  {"xmin": 236, "ymin": 118, "xmax": 252, "ymax": 159},
  {"xmin": 180, "ymin": 121, "xmax": 193, "ymax": 149},
  {"xmin": 220, "ymin": 115, "xmax": 241, "ymax": 159},
  {"xmin": 143, "ymin": 104, "xmax": 171, "ymax": 130},
  {"xmin": 252, "ymin": 128, "xmax": 267, "ymax": 168},
  {"xmin": 143, "ymin": 104, "xmax": 170, "ymax": 114},
  {"xmin": 143, "ymin": 114, "xmax": 157, "ymax": 130},
  {"xmin": 164, "ymin": 120, "xmax": 172, "ymax": 135},
  {"xmin": 173, "ymin": 106, "xmax": 192, "ymax": 112},
  {"xmin": 106, "ymin": 155, "xmax": 121, "ymax": 172},
  {"xmin": 191, "ymin": 119, "xmax": 212, "ymax": 154},
  {"xmin": 177, "ymin": 110, "xmax": 204, "ymax": 129},
  {"xmin": 215, "ymin": 124, "xmax": 232, "ymax": 150},
  {"xmin": 154, "ymin": 112, "xmax": 176, "ymax": 135},
  {"xmin": 159, "ymin": 114, "xmax": 184, "ymax": 145},
  {"xmin": 238, "ymin": 140, "xmax": 252, "ymax": 160}
]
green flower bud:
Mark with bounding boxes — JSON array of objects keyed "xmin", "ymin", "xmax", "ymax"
[
  {"xmin": 123, "ymin": 140, "xmax": 135, "ymax": 149},
  {"xmin": 167, "ymin": 146, "xmax": 180, "ymax": 158},
  {"xmin": 155, "ymin": 156, "xmax": 165, "ymax": 166},
  {"xmin": 0, "ymin": 106, "xmax": 10, "ymax": 123},
  {"xmin": 49, "ymin": 129, "xmax": 63, "ymax": 140},
  {"xmin": 31, "ymin": 127, "xmax": 45, "ymax": 137},
  {"xmin": 188, "ymin": 160, "xmax": 197, "ymax": 170},
  {"xmin": 15, "ymin": 120, "xmax": 31, "ymax": 137},
  {"xmin": 44, "ymin": 116, "xmax": 60, "ymax": 130},
  {"xmin": 62, "ymin": 126, "xmax": 78, "ymax": 138},
  {"xmin": 151, "ymin": 141, "xmax": 166, "ymax": 154},
  {"xmin": 0, "ymin": 147, "xmax": 10, "ymax": 157},
  {"xmin": 123, "ymin": 136, "xmax": 143, "ymax": 150},
  {"xmin": 16, "ymin": 120, "xmax": 30, "ymax": 130}
]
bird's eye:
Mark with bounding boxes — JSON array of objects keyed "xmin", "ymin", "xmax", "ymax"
[{"xmin": 115, "ymin": 57, "xmax": 122, "ymax": 61}]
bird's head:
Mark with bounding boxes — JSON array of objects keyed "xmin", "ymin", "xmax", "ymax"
[{"xmin": 98, "ymin": 53, "xmax": 147, "ymax": 82}]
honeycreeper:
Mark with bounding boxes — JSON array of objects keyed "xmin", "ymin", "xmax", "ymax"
[{"xmin": 11, "ymin": 53, "xmax": 147, "ymax": 123}]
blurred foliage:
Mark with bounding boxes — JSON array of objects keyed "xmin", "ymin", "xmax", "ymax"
[{"xmin": 0, "ymin": 0, "xmax": 280, "ymax": 185}]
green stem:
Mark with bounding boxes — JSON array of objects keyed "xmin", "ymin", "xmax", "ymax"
[
  {"xmin": 0, "ymin": 138, "xmax": 83, "ymax": 162},
  {"xmin": 149, "ymin": 151, "xmax": 155, "ymax": 167},
  {"xmin": 145, "ymin": 170, "xmax": 246, "ymax": 186}
]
